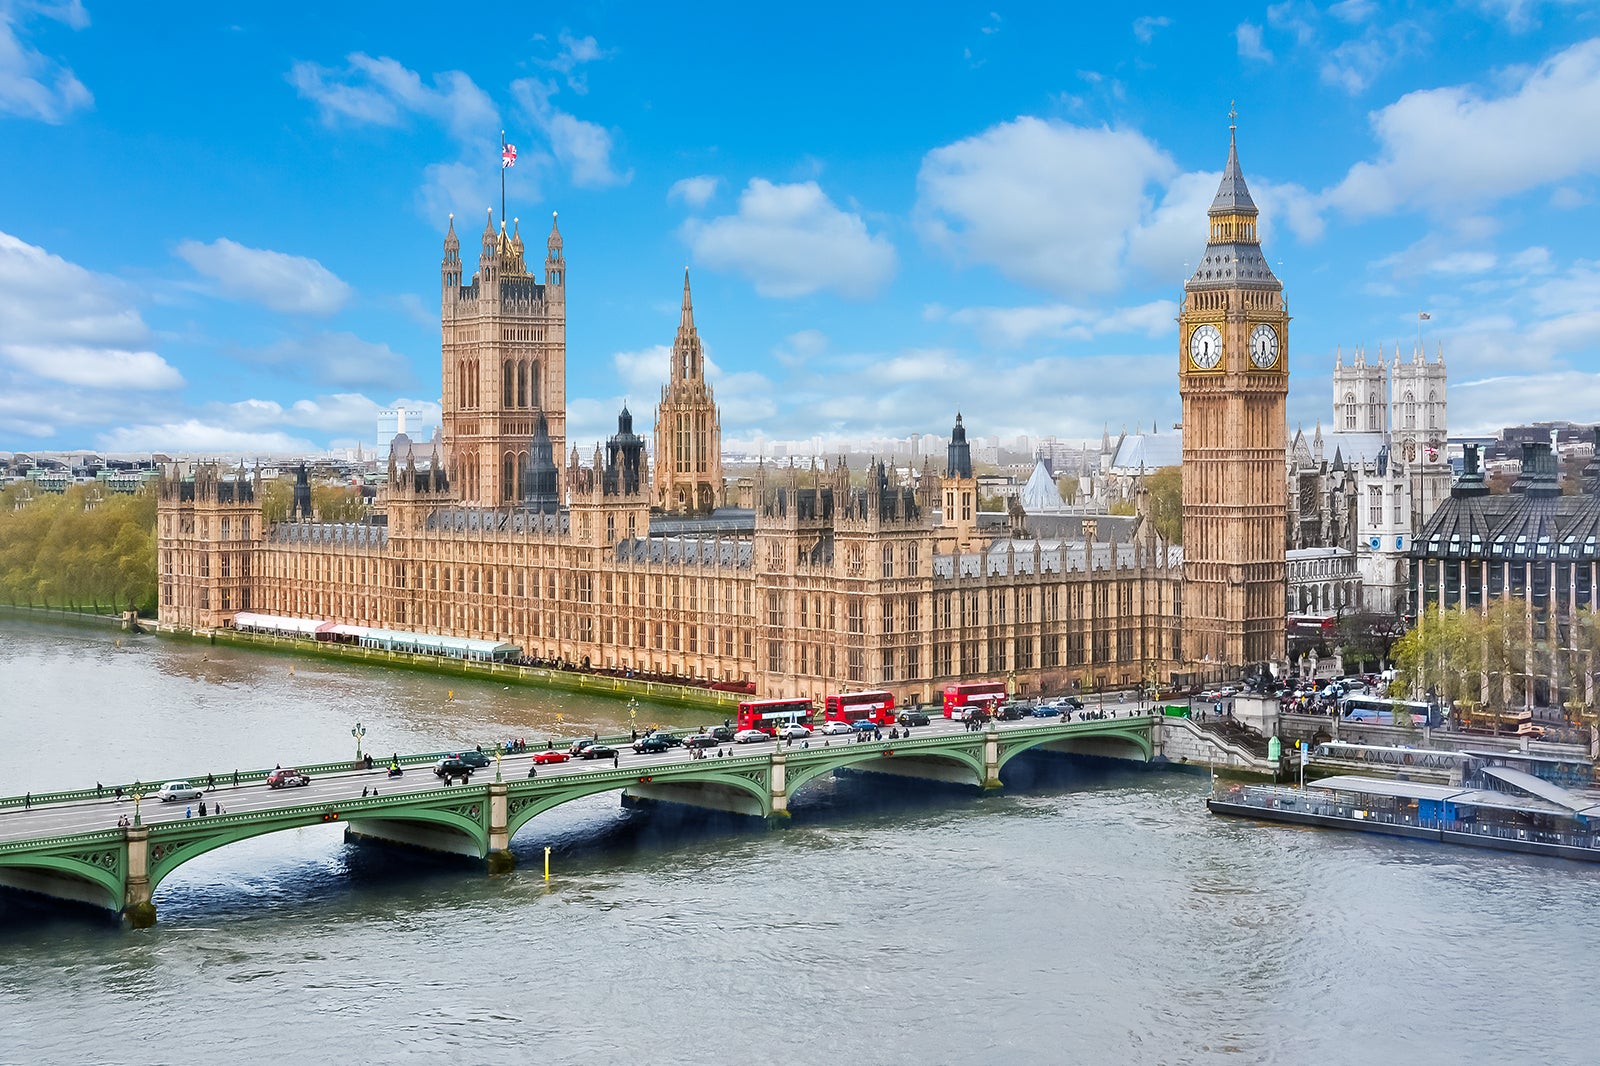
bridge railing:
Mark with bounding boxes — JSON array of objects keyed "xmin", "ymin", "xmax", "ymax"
[{"xmin": 0, "ymin": 717, "xmax": 1157, "ymax": 814}]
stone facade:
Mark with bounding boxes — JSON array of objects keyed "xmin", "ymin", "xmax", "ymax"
[
  {"xmin": 1177, "ymin": 127, "xmax": 1289, "ymax": 668},
  {"xmin": 653, "ymin": 273, "xmax": 722, "ymax": 515},
  {"xmin": 158, "ymin": 173, "xmax": 1307, "ymax": 700}
]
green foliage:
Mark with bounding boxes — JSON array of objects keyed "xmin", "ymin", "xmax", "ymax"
[
  {"xmin": 1143, "ymin": 465, "xmax": 1183, "ymax": 545},
  {"xmin": 312, "ymin": 483, "xmax": 367, "ymax": 522},
  {"xmin": 1108, "ymin": 499, "xmax": 1135, "ymax": 516},
  {"xmin": 0, "ymin": 484, "xmax": 157, "ymax": 614},
  {"xmin": 1055, "ymin": 474, "xmax": 1079, "ymax": 503},
  {"xmin": 260, "ymin": 478, "xmax": 291, "ymax": 523}
]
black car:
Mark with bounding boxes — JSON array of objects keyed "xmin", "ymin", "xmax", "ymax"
[
  {"xmin": 649, "ymin": 732, "xmax": 683, "ymax": 747},
  {"xmin": 996, "ymin": 703, "xmax": 1027, "ymax": 721},
  {"xmin": 1059, "ymin": 696, "xmax": 1085, "ymax": 710},
  {"xmin": 708, "ymin": 726, "xmax": 738, "ymax": 742},
  {"xmin": 434, "ymin": 758, "xmax": 473, "ymax": 781},
  {"xmin": 578, "ymin": 744, "xmax": 618, "ymax": 760},
  {"xmin": 633, "ymin": 735, "xmax": 673, "ymax": 754},
  {"xmin": 897, "ymin": 710, "xmax": 930, "ymax": 727},
  {"xmin": 452, "ymin": 751, "xmax": 491, "ymax": 768},
  {"xmin": 684, "ymin": 734, "xmax": 720, "ymax": 749}
]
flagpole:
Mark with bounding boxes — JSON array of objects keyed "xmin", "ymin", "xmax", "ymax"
[{"xmin": 500, "ymin": 129, "xmax": 507, "ymax": 229}]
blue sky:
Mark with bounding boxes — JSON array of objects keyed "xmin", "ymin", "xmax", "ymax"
[{"xmin": 1, "ymin": 0, "xmax": 1598, "ymax": 456}]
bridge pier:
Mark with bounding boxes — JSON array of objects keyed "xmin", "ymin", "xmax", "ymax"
[
  {"xmin": 769, "ymin": 751, "xmax": 788, "ymax": 819},
  {"xmin": 123, "ymin": 826, "xmax": 156, "ymax": 928},
  {"xmin": 982, "ymin": 726, "xmax": 1003, "ymax": 790},
  {"xmin": 486, "ymin": 781, "xmax": 514, "ymax": 874}
]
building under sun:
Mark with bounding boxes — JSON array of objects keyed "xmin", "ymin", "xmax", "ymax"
[{"xmin": 157, "ymin": 131, "xmax": 1292, "ymax": 701}]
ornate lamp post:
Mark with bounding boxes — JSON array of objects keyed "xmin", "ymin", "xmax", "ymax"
[
  {"xmin": 494, "ymin": 741, "xmax": 504, "ymax": 783},
  {"xmin": 627, "ymin": 697, "xmax": 639, "ymax": 737},
  {"xmin": 132, "ymin": 787, "xmax": 145, "ymax": 828},
  {"xmin": 352, "ymin": 722, "xmax": 366, "ymax": 763}
]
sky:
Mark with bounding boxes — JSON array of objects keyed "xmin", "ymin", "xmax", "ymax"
[{"xmin": 1, "ymin": 0, "xmax": 1598, "ymax": 458}]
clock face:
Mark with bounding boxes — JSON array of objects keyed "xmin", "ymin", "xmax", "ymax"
[
  {"xmin": 1188, "ymin": 324, "xmax": 1223, "ymax": 370},
  {"xmin": 1249, "ymin": 323, "xmax": 1279, "ymax": 369}
]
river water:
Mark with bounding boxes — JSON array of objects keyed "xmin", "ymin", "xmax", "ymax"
[{"xmin": 0, "ymin": 617, "xmax": 1595, "ymax": 1065}]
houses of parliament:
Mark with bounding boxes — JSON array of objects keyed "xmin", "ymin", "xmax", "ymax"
[{"xmin": 157, "ymin": 130, "xmax": 1289, "ymax": 702}]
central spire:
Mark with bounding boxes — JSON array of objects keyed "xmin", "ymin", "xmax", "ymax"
[{"xmin": 679, "ymin": 268, "xmax": 695, "ymax": 333}]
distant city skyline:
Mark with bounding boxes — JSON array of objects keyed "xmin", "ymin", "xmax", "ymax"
[{"xmin": 1, "ymin": 2, "xmax": 1598, "ymax": 455}]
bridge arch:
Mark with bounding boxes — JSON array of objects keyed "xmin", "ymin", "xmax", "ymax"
[
  {"xmin": 504, "ymin": 768, "xmax": 773, "ymax": 838},
  {"xmin": 147, "ymin": 804, "xmax": 491, "ymax": 891},
  {"xmin": 996, "ymin": 725, "xmax": 1153, "ymax": 771},
  {"xmin": 0, "ymin": 839, "xmax": 125, "ymax": 911},
  {"xmin": 785, "ymin": 746, "xmax": 986, "ymax": 796}
]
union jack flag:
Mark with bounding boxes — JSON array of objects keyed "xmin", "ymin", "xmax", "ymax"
[{"xmin": 502, "ymin": 144, "xmax": 517, "ymax": 169}]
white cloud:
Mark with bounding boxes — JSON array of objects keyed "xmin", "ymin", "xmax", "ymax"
[
  {"xmin": 511, "ymin": 77, "xmax": 630, "ymax": 188},
  {"xmin": 242, "ymin": 331, "xmax": 415, "ymax": 388},
  {"xmin": 1318, "ymin": 21, "xmax": 1426, "ymax": 96},
  {"xmin": 535, "ymin": 31, "xmax": 607, "ymax": 94},
  {"xmin": 1329, "ymin": 0, "xmax": 1377, "ymax": 22},
  {"xmin": 1327, "ymin": 38, "xmax": 1600, "ymax": 217},
  {"xmin": 1236, "ymin": 22, "xmax": 1273, "ymax": 62},
  {"xmin": 176, "ymin": 238, "xmax": 352, "ymax": 315},
  {"xmin": 937, "ymin": 300, "xmax": 1175, "ymax": 348},
  {"xmin": 0, "ymin": 229, "xmax": 149, "ymax": 349},
  {"xmin": 611, "ymin": 344, "xmax": 671, "ymax": 400},
  {"xmin": 0, "ymin": 0, "xmax": 91, "ymax": 123},
  {"xmin": 218, "ymin": 392, "xmax": 438, "ymax": 436},
  {"xmin": 684, "ymin": 179, "xmax": 896, "ymax": 298},
  {"xmin": 916, "ymin": 118, "xmax": 1175, "ymax": 297},
  {"xmin": 0, "ymin": 229, "xmax": 188, "ymax": 438},
  {"xmin": 5, "ymin": 345, "xmax": 182, "ymax": 389},
  {"xmin": 1474, "ymin": 0, "xmax": 1585, "ymax": 33},
  {"xmin": 1132, "ymin": 15, "xmax": 1171, "ymax": 43},
  {"xmin": 668, "ymin": 175, "xmax": 720, "ymax": 208},
  {"xmin": 1452, "ymin": 371, "xmax": 1600, "ymax": 435},
  {"xmin": 1427, "ymin": 251, "xmax": 1498, "ymax": 275},
  {"xmin": 97, "ymin": 419, "xmax": 318, "ymax": 456},
  {"xmin": 287, "ymin": 53, "xmax": 497, "ymax": 144}
]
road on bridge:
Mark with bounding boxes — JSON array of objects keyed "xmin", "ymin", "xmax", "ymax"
[{"xmin": 0, "ymin": 708, "xmax": 1158, "ymax": 844}]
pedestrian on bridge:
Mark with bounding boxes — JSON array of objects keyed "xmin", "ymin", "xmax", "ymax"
[
  {"xmin": 613, "ymin": 752, "xmax": 619, "ymax": 768},
  {"xmin": 232, "ymin": 770, "xmax": 239, "ymax": 786},
  {"xmin": 24, "ymin": 792, "xmax": 30, "ymax": 809},
  {"xmin": 96, "ymin": 782, "xmax": 103, "ymax": 797},
  {"xmin": 198, "ymin": 800, "xmax": 207, "ymax": 817},
  {"xmin": 207, "ymin": 773, "xmax": 215, "ymax": 791}
]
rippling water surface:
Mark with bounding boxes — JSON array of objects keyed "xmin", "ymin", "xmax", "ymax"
[{"xmin": 1, "ymin": 617, "xmax": 1596, "ymax": 1065}]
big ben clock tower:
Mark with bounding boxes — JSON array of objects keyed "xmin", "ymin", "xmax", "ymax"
[{"xmin": 1179, "ymin": 119, "xmax": 1288, "ymax": 669}]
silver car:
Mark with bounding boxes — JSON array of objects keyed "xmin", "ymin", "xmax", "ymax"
[{"xmin": 157, "ymin": 780, "xmax": 204, "ymax": 802}]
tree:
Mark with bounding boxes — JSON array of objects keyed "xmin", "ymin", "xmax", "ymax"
[
  {"xmin": 260, "ymin": 479, "xmax": 291, "ymax": 523},
  {"xmin": 0, "ymin": 484, "xmax": 157, "ymax": 612},
  {"xmin": 312, "ymin": 484, "xmax": 367, "ymax": 523},
  {"xmin": 1142, "ymin": 465, "xmax": 1182, "ymax": 544},
  {"xmin": 1055, "ymin": 474, "xmax": 1079, "ymax": 503}
]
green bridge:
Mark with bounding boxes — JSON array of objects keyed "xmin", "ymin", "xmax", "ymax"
[{"xmin": 0, "ymin": 716, "xmax": 1156, "ymax": 926}]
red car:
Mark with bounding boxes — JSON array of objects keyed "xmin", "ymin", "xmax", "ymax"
[{"xmin": 533, "ymin": 750, "xmax": 570, "ymax": 765}]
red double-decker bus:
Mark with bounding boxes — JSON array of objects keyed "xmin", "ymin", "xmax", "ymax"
[
  {"xmin": 942, "ymin": 680, "xmax": 1008, "ymax": 719},
  {"xmin": 736, "ymin": 697, "xmax": 815, "ymax": 734},
  {"xmin": 823, "ymin": 689, "xmax": 896, "ymax": 726}
]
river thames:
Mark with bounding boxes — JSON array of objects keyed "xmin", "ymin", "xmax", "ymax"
[{"xmin": 1, "ymin": 617, "xmax": 1596, "ymax": 1065}]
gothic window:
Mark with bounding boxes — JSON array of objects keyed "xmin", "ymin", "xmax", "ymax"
[
  {"xmin": 882, "ymin": 545, "xmax": 894, "ymax": 579},
  {"xmin": 1368, "ymin": 485, "xmax": 1382, "ymax": 526},
  {"xmin": 1403, "ymin": 390, "xmax": 1417, "ymax": 430},
  {"xmin": 503, "ymin": 360, "xmax": 513, "ymax": 407},
  {"xmin": 531, "ymin": 361, "xmax": 540, "ymax": 407}
]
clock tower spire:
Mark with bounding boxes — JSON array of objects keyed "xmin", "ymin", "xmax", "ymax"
[{"xmin": 1178, "ymin": 116, "xmax": 1289, "ymax": 670}]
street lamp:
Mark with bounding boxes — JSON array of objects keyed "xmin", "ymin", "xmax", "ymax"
[
  {"xmin": 627, "ymin": 697, "xmax": 639, "ymax": 738},
  {"xmin": 352, "ymin": 722, "xmax": 366, "ymax": 763},
  {"xmin": 132, "ymin": 787, "xmax": 144, "ymax": 828},
  {"xmin": 494, "ymin": 741, "xmax": 504, "ymax": 783}
]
